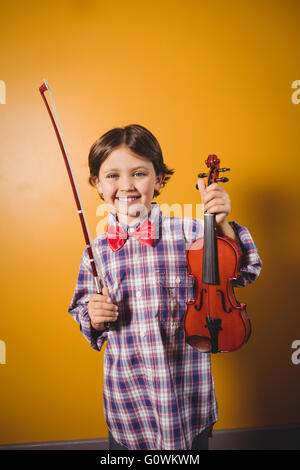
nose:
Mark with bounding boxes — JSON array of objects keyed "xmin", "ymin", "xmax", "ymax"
[{"xmin": 119, "ymin": 175, "xmax": 136, "ymax": 192}]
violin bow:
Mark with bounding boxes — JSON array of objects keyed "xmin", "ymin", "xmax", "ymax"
[{"xmin": 39, "ymin": 79, "xmax": 106, "ymax": 295}]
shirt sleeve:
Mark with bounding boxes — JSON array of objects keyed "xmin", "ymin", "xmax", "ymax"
[
  {"xmin": 68, "ymin": 247, "xmax": 108, "ymax": 351},
  {"xmin": 229, "ymin": 221, "xmax": 262, "ymax": 287}
]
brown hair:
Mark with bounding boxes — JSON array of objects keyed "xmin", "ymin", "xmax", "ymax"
[{"xmin": 88, "ymin": 124, "xmax": 174, "ymax": 199}]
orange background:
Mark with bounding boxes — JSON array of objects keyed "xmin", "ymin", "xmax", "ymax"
[{"xmin": 0, "ymin": 0, "xmax": 299, "ymax": 445}]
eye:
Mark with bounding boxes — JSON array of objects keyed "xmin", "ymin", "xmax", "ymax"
[
  {"xmin": 106, "ymin": 174, "xmax": 118, "ymax": 179},
  {"xmin": 134, "ymin": 172, "xmax": 146, "ymax": 177}
]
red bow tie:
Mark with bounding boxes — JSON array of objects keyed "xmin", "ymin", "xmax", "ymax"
[{"xmin": 106, "ymin": 219, "xmax": 155, "ymax": 252}]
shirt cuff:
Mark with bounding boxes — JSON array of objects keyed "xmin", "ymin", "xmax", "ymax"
[{"xmin": 228, "ymin": 220, "xmax": 262, "ymax": 287}]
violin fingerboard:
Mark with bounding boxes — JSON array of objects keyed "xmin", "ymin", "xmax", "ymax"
[{"xmin": 202, "ymin": 213, "xmax": 219, "ymax": 285}]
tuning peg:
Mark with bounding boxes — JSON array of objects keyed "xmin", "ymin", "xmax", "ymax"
[
  {"xmin": 215, "ymin": 177, "xmax": 229, "ymax": 183},
  {"xmin": 218, "ymin": 168, "xmax": 230, "ymax": 172},
  {"xmin": 197, "ymin": 173, "xmax": 208, "ymax": 178}
]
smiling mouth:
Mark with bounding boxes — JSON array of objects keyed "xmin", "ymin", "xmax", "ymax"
[{"xmin": 115, "ymin": 196, "xmax": 140, "ymax": 202}]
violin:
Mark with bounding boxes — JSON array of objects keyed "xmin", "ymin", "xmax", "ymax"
[{"xmin": 183, "ymin": 155, "xmax": 251, "ymax": 353}]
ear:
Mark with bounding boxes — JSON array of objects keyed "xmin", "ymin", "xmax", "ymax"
[
  {"xmin": 92, "ymin": 176, "xmax": 102, "ymax": 193},
  {"xmin": 154, "ymin": 172, "xmax": 165, "ymax": 190}
]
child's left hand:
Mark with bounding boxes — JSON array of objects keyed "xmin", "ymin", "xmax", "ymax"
[
  {"xmin": 197, "ymin": 178, "xmax": 231, "ymax": 228},
  {"xmin": 196, "ymin": 177, "xmax": 242, "ymax": 247}
]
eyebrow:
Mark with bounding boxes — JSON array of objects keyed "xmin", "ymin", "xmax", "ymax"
[{"xmin": 104, "ymin": 166, "xmax": 149, "ymax": 174}]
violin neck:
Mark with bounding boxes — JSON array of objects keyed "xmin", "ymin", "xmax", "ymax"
[{"xmin": 202, "ymin": 213, "xmax": 219, "ymax": 285}]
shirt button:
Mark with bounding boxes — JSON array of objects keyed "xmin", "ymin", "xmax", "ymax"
[
  {"xmin": 141, "ymin": 327, "xmax": 147, "ymax": 338},
  {"xmin": 134, "ymin": 254, "xmax": 139, "ymax": 262},
  {"xmin": 147, "ymin": 368, "xmax": 153, "ymax": 378},
  {"xmin": 136, "ymin": 291, "xmax": 142, "ymax": 298},
  {"xmin": 175, "ymin": 276, "xmax": 181, "ymax": 284}
]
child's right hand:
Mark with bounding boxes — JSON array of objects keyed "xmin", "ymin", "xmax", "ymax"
[{"xmin": 88, "ymin": 286, "xmax": 119, "ymax": 331}]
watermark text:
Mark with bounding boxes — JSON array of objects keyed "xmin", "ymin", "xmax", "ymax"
[
  {"xmin": 0, "ymin": 80, "xmax": 6, "ymax": 104},
  {"xmin": 291, "ymin": 80, "xmax": 300, "ymax": 104},
  {"xmin": 0, "ymin": 340, "xmax": 6, "ymax": 364},
  {"xmin": 291, "ymin": 340, "xmax": 300, "ymax": 365}
]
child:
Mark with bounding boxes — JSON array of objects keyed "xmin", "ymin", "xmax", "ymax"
[{"xmin": 68, "ymin": 124, "xmax": 262, "ymax": 450}]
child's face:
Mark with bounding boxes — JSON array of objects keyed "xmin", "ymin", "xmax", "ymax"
[{"xmin": 95, "ymin": 145, "xmax": 164, "ymax": 225}]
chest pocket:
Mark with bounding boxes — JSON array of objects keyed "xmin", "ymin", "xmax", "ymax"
[
  {"xmin": 102, "ymin": 268, "xmax": 128, "ymax": 331},
  {"xmin": 156, "ymin": 267, "xmax": 195, "ymax": 325}
]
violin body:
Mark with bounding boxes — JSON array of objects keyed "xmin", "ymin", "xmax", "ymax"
[
  {"xmin": 183, "ymin": 155, "xmax": 251, "ymax": 353},
  {"xmin": 184, "ymin": 235, "xmax": 251, "ymax": 353}
]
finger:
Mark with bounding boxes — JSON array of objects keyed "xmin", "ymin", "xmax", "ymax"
[
  {"xmin": 90, "ymin": 292, "xmax": 113, "ymax": 305},
  {"xmin": 196, "ymin": 178, "xmax": 206, "ymax": 203},
  {"xmin": 93, "ymin": 301, "xmax": 118, "ymax": 312},
  {"xmin": 206, "ymin": 183, "xmax": 225, "ymax": 192},
  {"xmin": 90, "ymin": 293, "xmax": 103, "ymax": 302},
  {"xmin": 205, "ymin": 198, "xmax": 229, "ymax": 210},
  {"xmin": 92, "ymin": 296, "xmax": 113, "ymax": 306},
  {"xmin": 206, "ymin": 204, "xmax": 230, "ymax": 215},
  {"xmin": 92, "ymin": 316, "xmax": 117, "ymax": 327},
  {"xmin": 102, "ymin": 286, "xmax": 115, "ymax": 304},
  {"xmin": 102, "ymin": 286, "xmax": 109, "ymax": 296},
  {"xmin": 92, "ymin": 311, "xmax": 119, "ymax": 322},
  {"xmin": 92, "ymin": 306, "xmax": 119, "ymax": 318},
  {"xmin": 204, "ymin": 189, "xmax": 230, "ymax": 204},
  {"xmin": 205, "ymin": 184, "xmax": 227, "ymax": 196}
]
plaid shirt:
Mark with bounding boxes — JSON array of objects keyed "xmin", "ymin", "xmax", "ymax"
[{"xmin": 68, "ymin": 203, "xmax": 262, "ymax": 450}]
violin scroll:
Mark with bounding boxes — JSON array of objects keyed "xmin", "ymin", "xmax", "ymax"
[{"xmin": 196, "ymin": 155, "xmax": 230, "ymax": 189}]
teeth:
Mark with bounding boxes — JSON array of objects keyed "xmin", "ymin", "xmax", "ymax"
[{"xmin": 117, "ymin": 197, "xmax": 139, "ymax": 201}]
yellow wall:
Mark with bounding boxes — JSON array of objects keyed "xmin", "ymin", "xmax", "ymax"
[{"xmin": 0, "ymin": 0, "xmax": 299, "ymax": 445}]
